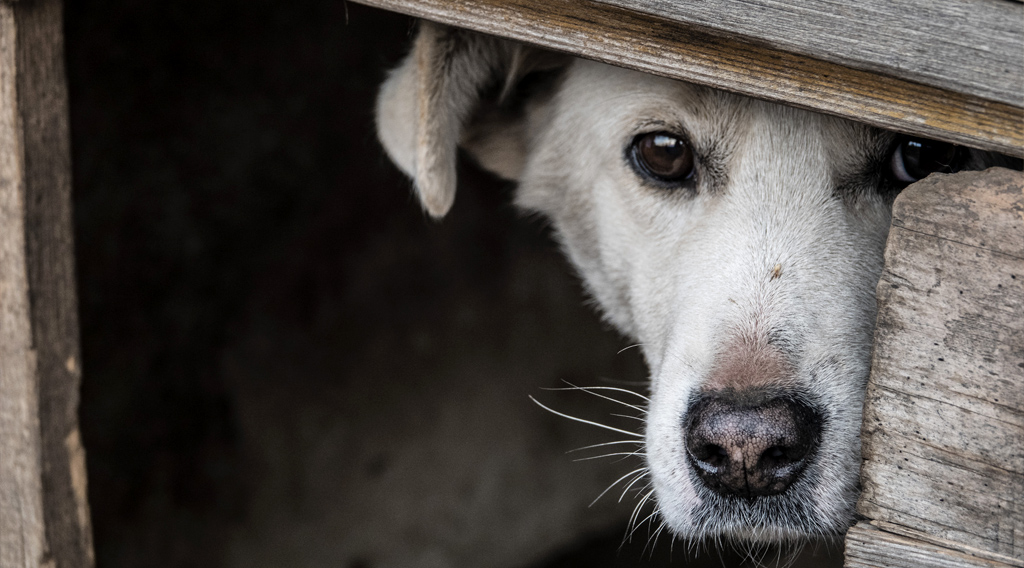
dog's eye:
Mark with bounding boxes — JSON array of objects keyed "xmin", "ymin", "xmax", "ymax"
[
  {"xmin": 888, "ymin": 137, "xmax": 960, "ymax": 185},
  {"xmin": 630, "ymin": 132, "xmax": 695, "ymax": 184}
]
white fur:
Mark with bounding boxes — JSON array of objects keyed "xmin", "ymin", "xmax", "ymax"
[
  {"xmin": 375, "ymin": 23, "xmax": 999, "ymax": 542},
  {"xmin": 512, "ymin": 63, "xmax": 888, "ymax": 539}
]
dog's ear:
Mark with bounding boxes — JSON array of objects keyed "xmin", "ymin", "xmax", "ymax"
[{"xmin": 376, "ymin": 21, "xmax": 566, "ymax": 218}]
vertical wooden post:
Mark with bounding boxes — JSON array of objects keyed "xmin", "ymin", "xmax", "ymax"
[
  {"xmin": 0, "ymin": 4, "xmax": 48, "ymax": 564},
  {"xmin": 0, "ymin": 0, "xmax": 94, "ymax": 566},
  {"xmin": 845, "ymin": 168, "xmax": 1024, "ymax": 567}
]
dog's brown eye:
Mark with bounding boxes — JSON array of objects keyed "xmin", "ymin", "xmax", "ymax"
[
  {"xmin": 631, "ymin": 132, "xmax": 695, "ymax": 184},
  {"xmin": 889, "ymin": 137, "xmax": 960, "ymax": 184}
]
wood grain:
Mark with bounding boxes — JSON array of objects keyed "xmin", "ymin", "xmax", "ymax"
[
  {"xmin": 17, "ymin": 0, "xmax": 94, "ymax": 565},
  {"xmin": 351, "ymin": 0, "xmax": 1024, "ymax": 157},
  {"xmin": 855, "ymin": 168, "xmax": 1024, "ymax": 562},
  {"xmin": 0, "ymin": 5, "xmax": 47, "ymax": 566},
  {"xmin": 598, "ymin": 0, "xmax": 1023, "ymax": 108},
  {"xmin": 845, "ymin": 522, "xmax": 1019, "ymax": 568},
  {"xmin": 0, "ymin": 0, "xmax": 94, "ymax": 566}
]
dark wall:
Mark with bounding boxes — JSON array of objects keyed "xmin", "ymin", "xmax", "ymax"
[{"xmin": 68, "ymin": 3, "xmax": 417, "ymax": 565}]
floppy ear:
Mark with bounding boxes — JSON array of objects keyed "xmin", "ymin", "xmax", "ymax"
[{"xmin": 376, "ymin": 21, "xmax": 565, "ymax": 218}]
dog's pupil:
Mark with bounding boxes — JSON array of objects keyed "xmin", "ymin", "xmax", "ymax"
[
  {"xmin": 891, "ymin": 137, "xmax": 960, "ymax": 185},
  {"xmin": 902, "ymin": 139, "xmax": 956, "ymax": 179},
  {"xmin": 637, "ymin": 132, "xmax": 694, "ymax": 181}
]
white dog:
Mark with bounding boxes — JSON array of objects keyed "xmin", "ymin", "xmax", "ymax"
[{"xmin": 375, "ymin": 22, "xmax": 1012, "ymax": 543}]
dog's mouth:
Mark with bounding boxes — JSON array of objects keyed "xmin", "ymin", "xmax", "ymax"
[
  {"xmin": 644, "ymin": 382, "xmax": 859, "ymax": 542},
  {"xmin": 680, "ymin": 461, "xmax": 834, "ymax": 542},
  {"xmin": 535, "ymin": 383, "xmax": 854, "ymax": 544},
  {"xmin": 652, "ymin": 449, "xmax": 854, "ymax": 543}
]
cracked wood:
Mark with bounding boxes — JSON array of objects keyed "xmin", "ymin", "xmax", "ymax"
[{"xmin": 851, "ymin": 168, "xmax": 1024, "ymax": 565}]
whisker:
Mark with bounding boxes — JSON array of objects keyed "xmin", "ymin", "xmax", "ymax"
[
  {"xmin": 529, "ymin": 396, "xmax": 643, "ymax": 438},
  {"xmin": 551, "ymin": 381, "xmax": 650, "ymax": 401},
  {"xmin": 627, "ymin": 486, "xmax": 655, "ymax": 538},
  {"xmin": 644, "ymin": 515, "xmax": 667, "ymax": 558},
  {"xmin": 618, "ymin": 469, "xmax": 649, "ymax": 502},
  {"xmin": 543, "ymin": 383, "xmax": 649, "ymax": 409},
  {"xmin": 573, "ymin": 450, "xmax": 646, "ymax": 462},
  {"xmin": 610, "ymin": 412, "xmax": 646, "ymax": 422},
  {"xmin": 628, "ymin": 509, "xmax": 660, "ymax": 541},
  {"xmin": 737, "ymin": 537, "xmax": 759, "ymax": 567},
  {"xmin": 567, "ymin": 439, "xmax": 644, "ymax": 453},
  {"xmin": 598, "ymin": 378, "xmax": 651, "ymax": 388},
  {"xmin": 578, "ymin": 383, "xmax": 650, "ymax": 402},
  {"xmin": 616, "ymin": 343, "xmax": 644, "ymax": 355},
  {"xmin": 779, "ymin": 541, "xmax": 806, "ymax": 568},
  {"xmin": 589, "ymin": 466, "xmax": 649, "ymax": 507},
  {"xmin": 714, "ymin": 536, "xmax": 728, "ymax": 568}
]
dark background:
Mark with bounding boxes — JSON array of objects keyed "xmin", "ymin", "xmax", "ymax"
[{"xmin": 65, "ymin": 1, "xmax": 842, "ymax": 566}]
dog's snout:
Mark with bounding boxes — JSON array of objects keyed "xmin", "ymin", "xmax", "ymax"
[{"xmin": 684, "ymin": 391, "xmax": 822, "ymax": 498}]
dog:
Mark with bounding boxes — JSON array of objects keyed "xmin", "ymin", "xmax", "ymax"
[{"xmin": 374, "ymin": 22, "xmax": 1015, "ymax": 543}]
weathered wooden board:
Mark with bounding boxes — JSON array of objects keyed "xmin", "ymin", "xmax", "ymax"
[
  {"xmin": 0, "ymin": 5, "xmax": 47, "ymax": 566},
  {"xmin": 850, "ymin": 168, "xmax": 1024, "ymax": 566},
  {"xmin": 0, "ymin": 0, "xmax": 94, "ymax": 566},
  {"xmin": 350, "ymin": 0, "xmax": 1024, "ymax": 157},
  {"xmin": 597, "ymin": 0, "xmax": 1024, "ymax": 108},
  {"xmin": 846, "ymin": 522, "xmax": 1020, "ymax": 568}
]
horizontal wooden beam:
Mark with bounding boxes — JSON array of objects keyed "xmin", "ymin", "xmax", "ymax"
[
  {"xmin": 351, "ymin": 0, "xmax": 1024, "ymax": 157},
  {"xmin": 598, "ymin": 0, "xmax": 1024, "ymax": 109}
]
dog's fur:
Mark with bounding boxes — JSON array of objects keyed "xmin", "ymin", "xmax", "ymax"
[{"xmin": 375, "ymin": 23, "xmax": 1012, "ymax": 543}]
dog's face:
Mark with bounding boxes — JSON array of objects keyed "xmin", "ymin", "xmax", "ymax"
[
  {"xmin": 517, "ymin": 61, "xmax": 891, "ymax": 541},
  {"xmin": 376, "ymin": 23, "xmax": 1005, "ymax": 542}
]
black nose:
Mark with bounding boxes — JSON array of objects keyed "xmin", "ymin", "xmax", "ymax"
[{"xmin": 684, "ymin": 391, "xmax": 822, "ymax": 498}]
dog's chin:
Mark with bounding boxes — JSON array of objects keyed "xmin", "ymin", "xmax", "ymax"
[{"xmin": 656, "ymin": 469, "xmax": 856, "ymax": 544}]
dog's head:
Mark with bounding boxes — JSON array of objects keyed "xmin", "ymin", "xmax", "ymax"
[{"xmin": 375, "ymin": 23, "xmax": 1011, "ymax": 542}]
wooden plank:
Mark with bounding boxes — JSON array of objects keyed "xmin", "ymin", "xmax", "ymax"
[
  {"xmin": 0, "ymin": 0, "xmax": 94, "ymax": 566},
  {"xmin": 16, "ymin": 0, "xmax": 94, "ymax": 565},
  {"xmin": 0, "ymin": 5, "xmax": 47, "ymax": 567},
  {"xmin": 351, "ymin": 0, "xmax": 1024, "ymax": 157},
  {"xmin": 597, "ymin": 0, "xmax": 1024, "ymax": 108},
  {"xmin": 855, "ymin": 168, "xmax": 1024, "ymax": 562},
  {"xmin": 845, "ymin": 522, "xmax": 1019, "ymax": 568}
]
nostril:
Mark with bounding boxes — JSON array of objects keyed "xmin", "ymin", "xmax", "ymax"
[
  {"xmin": 693, "ymin": 444, "xmax": 728, "ymax": 468},
  {"xmin": 758, "ymin": 444, "xmax": 809, "ymax": 469},
  {"xmin": 761, "ymin": 446, "xmax": 787, "ymax": 466}
]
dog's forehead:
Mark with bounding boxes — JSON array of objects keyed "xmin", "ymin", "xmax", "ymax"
[
  {"xmin": 559, "ymin": 61, "xmax": 746, "ymax": 133},
  {"xmin": 557, "ymin": 60, "xmax": 884, "ymax": 158}
]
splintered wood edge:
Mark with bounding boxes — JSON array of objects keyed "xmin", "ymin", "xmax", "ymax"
[
  {"xmin": 845, "ymin": 522, "xmax": 1022, "ymax": 568},
  {"xmin": 351, "ymin": 0, "xmax": 1024, "ymax": 157}
]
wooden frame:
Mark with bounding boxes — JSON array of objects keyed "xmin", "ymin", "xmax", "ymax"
[{"xmin": 0, "ymin": 0, "xmax": 94, "ymax": 566}]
